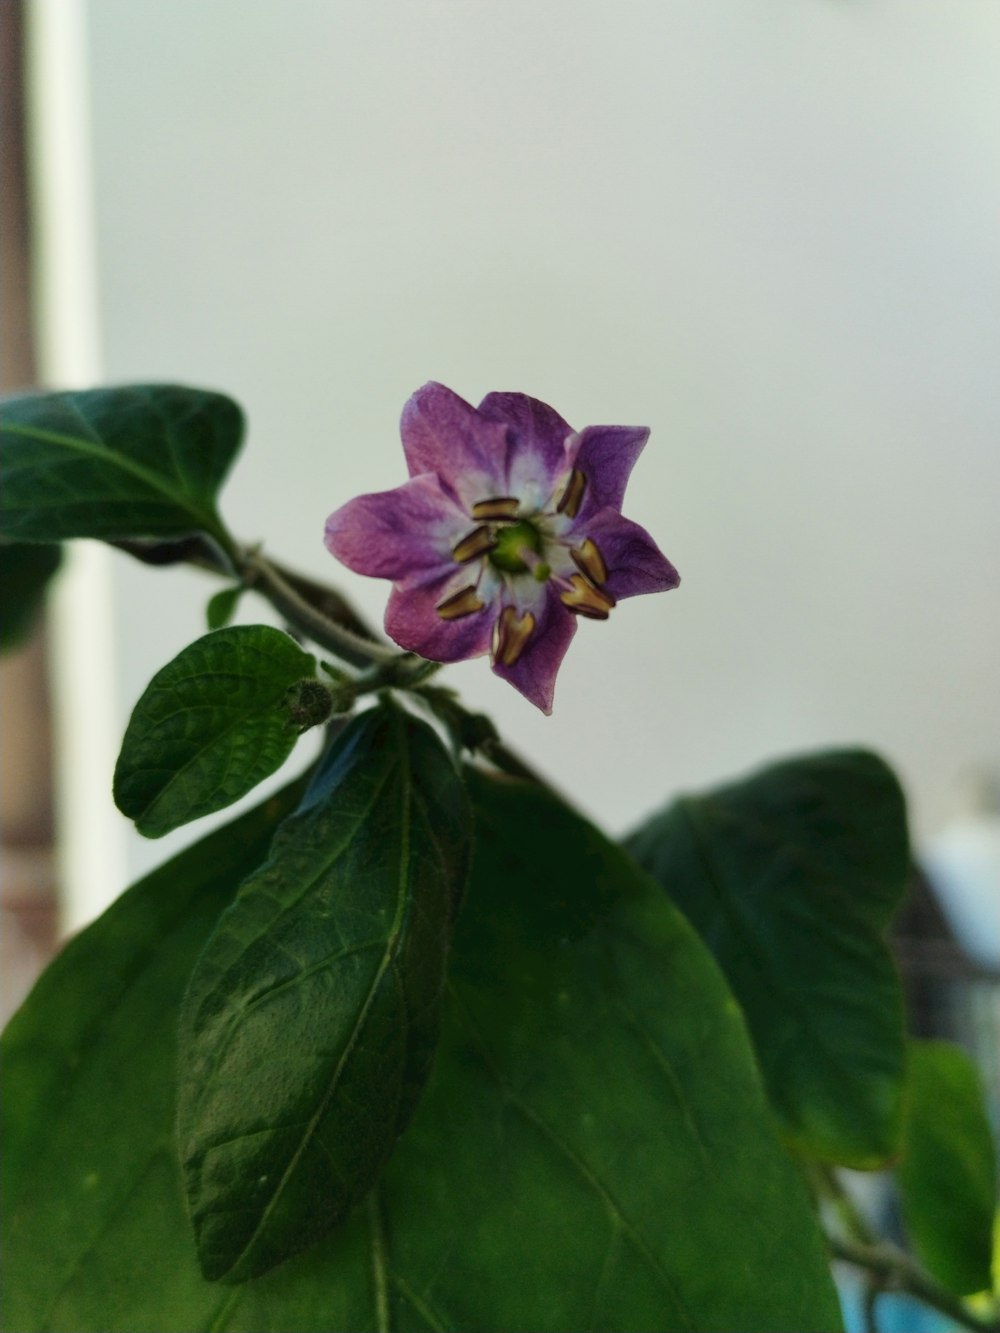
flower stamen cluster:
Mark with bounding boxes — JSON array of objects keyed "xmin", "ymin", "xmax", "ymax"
[{"xmin": 325, "ymin": 383, "xmax": 679, "ymax": 712}]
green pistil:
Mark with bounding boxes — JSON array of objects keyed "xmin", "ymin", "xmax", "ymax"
[{"xmin": 489, "ymin": 520, "xmax": 543, "ymax": 574}]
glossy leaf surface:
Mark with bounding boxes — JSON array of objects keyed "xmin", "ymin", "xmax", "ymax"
[
  {"xmin": 0, "ymin": 384, "xmax": 241, "ymax": 545},
  {"xmin": 177, "ymin": 704, "xmax": 471, "ymax": 1282},
  {"xmin": 0, "ymin": 540, "xmax": 61, "ymax": 651},
  {"xmin": 1, "ymin": 766, "xmax": 842, "ymax": 1332},
  {"xmin": 625, "ymin": 749, "xmax": 909, "ymax": 1166},
  {"xmin": 114, "ymin": 625, "xmax": 317, "ymax": 837},
  {"xmin": 897, "ymin": 1039, "xmax": 998, "ymax": 1296}
]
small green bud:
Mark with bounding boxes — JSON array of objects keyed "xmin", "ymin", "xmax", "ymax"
[{"xmin": 283, "ymin": 679, "xmax": 339, "ymax": 732}]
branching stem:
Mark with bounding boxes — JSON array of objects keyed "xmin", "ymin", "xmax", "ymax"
[
  {"xmin": 240, "ymin": 548, "xmax": 399, "ymax": 668},
  {"xmin": 830, "ymin": 1237, "xmax": 1000, "ymax": 1333}
]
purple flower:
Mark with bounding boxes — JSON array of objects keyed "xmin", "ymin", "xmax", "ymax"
[{"xmin": 324, "ymin": 383, "xmax": 679, "ymax": 713}]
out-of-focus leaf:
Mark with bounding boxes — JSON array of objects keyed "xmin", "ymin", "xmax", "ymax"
[
  {"xmin": 206, "ymin": 584, "xmax": 243, "ymax": 630},
  {"xmin": 0, "ymin": 384, "xmax": 241, "ymax": 546},
  {"xmin": 0, "ymin": 540, "xmax": 61, "ymax": 651},
  {"xmin": 625, "ymin": 749, "xmax": 909, "ymax": 1167},
  {"xmin": 897, "ymin": 1039, "xmax": 998, "ymax": 1296}
]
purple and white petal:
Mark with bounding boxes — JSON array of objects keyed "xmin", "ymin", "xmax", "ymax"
[
  {"xmin": 385, "ymin": 568, "xmax": 494, "ymax": 662},
  {"xmin": 477, "ymin": 391, "xmax": 574, "ymax": 510},
  {"xmin": 565, "ymin": 425, "xmax": 650, "ymax": 523},
  {"xmin": 324, "ymin": 474, "xmax": 466, "ymax": 579},
  {"xmin": 582, "ymin": 508, "xmax": 680, "ymax": 601},
  {"xmin": 490, "ymin": 585, "xmax": 577, "ymax": 715},
  {"xmin": 400, "ymin": 382, "xmax": 509, "ymax": 510}
]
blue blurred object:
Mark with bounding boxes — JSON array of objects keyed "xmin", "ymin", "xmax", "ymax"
[{"xmin": 838, "ymin": 1269, "xmax": 963, "ymax": 1333}]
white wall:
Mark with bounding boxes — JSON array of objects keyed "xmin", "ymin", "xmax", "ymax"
[{"xmin": 47, "ymin": 1, "xmax": 1000, "ymax": 904}]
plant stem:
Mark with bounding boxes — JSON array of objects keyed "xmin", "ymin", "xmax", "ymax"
[
  {"xmin": 829, "ymin": 1237, "xmax": 1000, "ymax": 1333},
  {"xmin": 240, "ymin": 548, "xmax": 399, "ymax": 668},
  {"xmin": 117, "ymin": 531, "xmax": 564, "ymax": 791}
]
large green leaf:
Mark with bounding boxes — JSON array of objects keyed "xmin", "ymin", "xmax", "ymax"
[
  {"xmin": 0, "ymin": 384, "xmax": 242, "ymax": 546},
  {"xmin": 114, "ymin": 625, "xmax": 322, "ymax": 837},
  {"xmin": 1, "ymin": 777, "xmax": 307, "ymax": 1333},
  {"xmin": 624, "ymin": 749, "xmax": 909, "ymax": 1167},
  {"xmin": 177, "ymin": 703, "xmax": 472, "ymax": 1283},
  {"xmin": 1, "ymin": 764, "xmax": 842, "ymax": 1332},
  {"xmin": 0, "ymin": 540, "xmax": 61, "ymax": 651},
  {"xmin": 896, "ymin": 1039, "xmax": 998, "ymax": 1296}
]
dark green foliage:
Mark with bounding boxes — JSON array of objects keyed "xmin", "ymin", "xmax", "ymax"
[
  {"xmin": 0, "ymin": 779, "xmax": 307, "ymax": 1333},
  {"xmin": 177, "ymin": 704, "xmax": 473, "ymax": 1282},
  {"xmin": 0, "ymin": 748, "xmax": 843, "ymax": 1332},
  {"xmin": 897, "ymin": 1039, "xmax": 998, "ymax": 1296},
  {"xmin": 625, "ymin": 749, "xmax": 910, "ymax": 1167},
  {"xmin": 0, "ymin": 540, "xmax": 61, "ymax": 651},
  {"xmin": 113, "ymin": 625, "xmax": 319, "ymax": 837},
  {"xmin": 207, "ymin": 584, "xmax": 243, "ymax": 629},
  {"xmin": 0, "ymin": 384, "xmax": 242, "ymax": 546}
]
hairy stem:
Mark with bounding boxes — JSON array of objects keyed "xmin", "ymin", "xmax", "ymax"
[{"xmin": 241, "ymin": 548, "xmax": 399, "ymax": 668}]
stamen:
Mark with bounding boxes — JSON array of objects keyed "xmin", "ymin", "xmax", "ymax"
[
  {"xmin": 452, "ymin": 525, "xmax": 496, "ymax": 563},
  {"xmin": 436, "ymin": 586, "xmax": 486, "ymax": 621},
  {"xmin": 559, "ymin": 573, "xmax": 616, "ymax": 620},
  {"xmin": 570, "ymin": 538, "xmax": 608, "ymax": 585},
  {"xmin": 555, "ymin": 468, "xmax": 586, "ymax": 518},
  {"xmin": 491, "ymin": 606, "xmax": 535, "ymax": 666},
  {"xmin": 472, "ymin": 496, "xmax": 520, "ymax": 520}
]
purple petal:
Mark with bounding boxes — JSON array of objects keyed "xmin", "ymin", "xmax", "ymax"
[
  {"xmin": 490, "ymin": 585, "xmax": 577, "ymax": 715},
  {"xmin": 324, "ymin": 474, "xmax": 465, "ymax": 580},
  {"xmin": 400, "ymin": 383, "xmax": 509, "ymax": 510},
  {"xmin": 385, "ymin": 570, "xmax": 494, "ymax": 662},
  {"xmin": 583, "ymin": 508, "xmax": 680, "ymax": 601},
  {"xmin": 568, "ymin": 425, "xmax": 650, "ymax": 522},
  {"xmin": 477, "ymin": 391, "xmax": 574, "ymax": 507}
]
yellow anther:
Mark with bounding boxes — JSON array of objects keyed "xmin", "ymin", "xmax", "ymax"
[
  {"xmin": 472, "ymin": 496, "xmax": 520, "ymax": 520},
  {"xmin": 436, "ymin": 586, "xmax": 486, "ymax": 621},
  {"xmin": 491, "ymin": 606, "xmax": 536, "ymax": 666},
  {"xmin": 452, "ymin": 525, "xmax": 496, "ymax": 563},
  {"xmin": 559, "ymin": 573, "xmax": 616, "ymax": 620},
  {"xmin": 570, "ymin": 537, "xmax": 608, "ymax": 585},
  {"xmin": 555, "ymin": 468, "xmax": 586, "ymax": 519}
]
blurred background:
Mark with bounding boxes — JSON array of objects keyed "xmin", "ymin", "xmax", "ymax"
[{"xmin": 2, "ymin": 0, "xmax": 999, "ymax": 1021}]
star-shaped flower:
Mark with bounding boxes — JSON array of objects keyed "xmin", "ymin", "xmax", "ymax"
[{"xmin": 324, "ymin": 383, "xmax": 679, "ymax": 713}]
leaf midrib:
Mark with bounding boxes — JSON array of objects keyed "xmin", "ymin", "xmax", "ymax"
[
  {"xmin": 226, "ymin": 709, "xmax": 416, "ymax": 1279},
  {"xmin": 1, "ymin": 422, "xmax": 223, "ymax": 537},
  {"xmin": 445, "ymin": 984, "xmax": 697, "ymax": 1330}
]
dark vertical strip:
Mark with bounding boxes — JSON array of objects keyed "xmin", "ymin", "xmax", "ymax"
[{"xmin": 0, "ymin": 0, "xmax": 60, "ymax": 1021}]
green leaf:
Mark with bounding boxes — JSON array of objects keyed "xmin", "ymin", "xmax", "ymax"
[
  {"xmin": 177, "ymin": 703, "xmax": 472, "ymax": 1283},
  {"xmin": 896, "ymin": 1039, "xmax": 998, "ymax": 1296},
  {"xmin": 0, "ymin": 765, "xmax": 842, "ymax": 1332},
  {"xmin": 0, "ymin": 383, "xmax": 242, "ymax": 546},
  {"xmin": 0, "ymin": 540, "xmax": 61, "ymax": 651},
  {"xmin": 114, "ymin": 625, "xmax": 319, "ymax": 838},
  {"xmin": 206, "ymin": 584, "xmax": 243, "ymax": 630},
  {"xmin": 357, "ymin": 771, "xmax": 843, "ymax": 1332},
  {"xmin": 624, "ymin": 749, "xmax": 909, "ymax": 1167},
  {"xmin": 1, "ymin": 778, "xmax": 308, "ymax": 1333}
]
